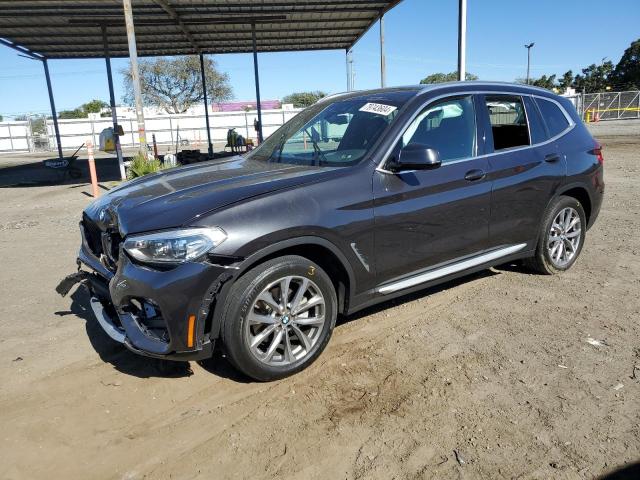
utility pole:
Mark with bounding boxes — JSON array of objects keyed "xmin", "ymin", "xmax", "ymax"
[
  {"xmin": 457, "ymin": 0, "xmax": 467, "ymax": 81},
  {"xmin": 525, "ymin": 42, "xmax": 535, "ymax": 85},
  {"xmin": 123, "ymin": 0, "xmax": 147, "ymax": 154}
]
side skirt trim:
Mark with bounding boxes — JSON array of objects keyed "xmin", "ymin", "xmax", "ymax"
[{"xmin": 376, "ymin": 243, "xmax": 527, "ymax": 295}]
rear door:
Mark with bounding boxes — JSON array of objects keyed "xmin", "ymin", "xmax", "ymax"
[{"xmin": 480, "ymin": 94, "xmax": 566, "ymax": 249}]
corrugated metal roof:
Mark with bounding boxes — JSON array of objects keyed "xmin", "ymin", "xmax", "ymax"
[{"xmin": 0, "ymin": 0, "xmax": 403, "ymax": 59}]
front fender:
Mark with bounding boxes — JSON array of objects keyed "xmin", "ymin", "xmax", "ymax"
[{"xmin": 205, "ymin": 235, "xmax": 357, "ymax": 340}]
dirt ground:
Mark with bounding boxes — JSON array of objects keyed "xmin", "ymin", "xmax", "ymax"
[{"xmin": 0, "ymin": 129, "xmax": 639, "ymax": 480}]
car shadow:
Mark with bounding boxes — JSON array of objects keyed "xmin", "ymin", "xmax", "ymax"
[
  {"xmin": 492, "ymin": 259, "xmax": 539, "ymax": 275},
  {"xmin": 0, "ymin": 156, "xmax": 123, "ymax": 188},
  {"xmin": 197, "ymin": 353, "xmax": 252, "ymax": 383},
  {"xmin": 597, "ymin": 461, "xmax": 640, "ymax": 480},
  {"xmin": 0, "ymin": 152, "xmax": 237, "ymax": 189},
  {"xmin": 60, "ymin": 267, "xmax": 501, "ymax": 382},
  {"xmin": 61, "ymin": 286, "xmax": 194, "ymax": 379},
  {"xmin": 338, "ymin": 268, "xmax": 499, "ymax": 326}
]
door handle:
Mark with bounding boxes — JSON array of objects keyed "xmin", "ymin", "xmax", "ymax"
[
  {"xmin": 545, "ymin": 153, "xmax": 561, "ymax": 163},
  {"xmin": 464, "ymin": 169, "xmax": 486, "ymax": 181}
]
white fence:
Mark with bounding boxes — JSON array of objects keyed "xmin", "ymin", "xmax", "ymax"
[
  {"xmin": 0, "ymin": 122, "xmax": 31, "ymax": 152},
  {"xmin": 0, "ymin": 108, "xmax": 303, "ymax": 154}
]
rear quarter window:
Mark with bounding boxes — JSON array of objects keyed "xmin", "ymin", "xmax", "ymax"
[
  {"xmin": 535, "ymin": 98, "xmax": 570, "ymax": 138},
  {"xmin": 523, "ymin": 96, "xmax": 548, "ymax": 144}
]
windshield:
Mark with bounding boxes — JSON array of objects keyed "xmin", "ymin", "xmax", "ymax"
[{"xmin": 247, "ymin": 94, "xmax": 409, "ymax": 167}]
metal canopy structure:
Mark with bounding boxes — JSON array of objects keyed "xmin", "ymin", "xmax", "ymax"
[
  {"xmin": 0, "ymin": 1, "xmax": 408, "ymax": 179},
  {"xmin": 0, "ymin": 1, "xmax": 402, "ymax": 58},
  {"xmin": 0, "ymin": 0, "xmax": 470, "ymax": 183}
]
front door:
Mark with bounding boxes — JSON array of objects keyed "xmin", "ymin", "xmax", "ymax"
[{"xmin": 373, "ymin": 95, "xmax": 491, "ymax": 285}]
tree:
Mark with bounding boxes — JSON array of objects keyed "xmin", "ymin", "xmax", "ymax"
[
  {"xmin": 282, "ymin": 91, "xmax": 327, "ymax": 108},
  {"xmin": 573, "ymin": 61, "xmax": 614, "ymax": 93},
  {"xmin": 82, "ymin": 99, "xmax": 108, "ymax": 114},
  {"xmin": 534, "ymin": 74, "xmax": 557, "ymax": 90},
  {"xmin": 612, "ymin": 39, "xmax": 640, "ymax": 90},
  {"xmin": 516, "ymin": 74, "xmax": 557, "ymax": 90},
  {"xmin": 558, "ymin": 70, "xmax": 574, "ymax": 91},
  {"xmin": 30, "ymin": 116, "xmax": 47, "ymax": 135},
  {"xmin": 0, "ymin": 114, "xmax": 3, "ymax": 122},
  {"xmin": 58, "ymin": 99, "xmax": 109, "ymax": 119},
  {"xmin": 58, "ymin": 108, "xmax": 85, "ymax": 119},
  {"xmin": 122, "ymin": 55, "xmax": 232, "ymax": 114},
  {"xmin": 420, "ymin": 71, "xmax": 478, "ymax": 84}
]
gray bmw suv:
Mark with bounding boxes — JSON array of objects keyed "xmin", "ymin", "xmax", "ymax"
[{"xmin": 68, "ymin": 82, "xmax": 604, "ymax": 381}]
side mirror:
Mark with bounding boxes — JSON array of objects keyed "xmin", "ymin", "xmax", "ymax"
[{"xmin": 391, "ymin": 144, "xmax": 441, "ymax": 171}]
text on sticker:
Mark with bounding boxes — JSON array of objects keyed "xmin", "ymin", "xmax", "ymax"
[{"xmin": 359, "ymin": 103, "xmax": 397, "ymax": 116}]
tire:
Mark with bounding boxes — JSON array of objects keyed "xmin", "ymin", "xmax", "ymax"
[
  {"xmin": 221, "ymin": 255, "xmax": 337, "ymax": 381},
  {"xmin": 524, "ymin": 195, "xmax": 587, "ymax": 275}
]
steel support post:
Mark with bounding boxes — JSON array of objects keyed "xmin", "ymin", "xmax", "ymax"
[
  {"xmin": 42, "ymin": 59, "xmax": 63, "ymax": 159},
  {"xmin": 251, "ymin": 23, "xmax": 263, "ymax": 143},
  {"xmin": 379, "ymin": 15, "xmax": 386, "ymax": 88},
  {"xmin": 199, "ymin": 53, "xmax": 214, "ymax": 158},
  {"xmin": 102, "ymin": 26, "xmax": 126, "ymax": 180},
  {"xmin": 346, "ymin": 49, "xmax": 350, "ymax": 91}
]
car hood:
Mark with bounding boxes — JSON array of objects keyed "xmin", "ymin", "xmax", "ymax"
[{"xmin": 84, "ymin": 156, "xmax": 335, "ymax": 236}]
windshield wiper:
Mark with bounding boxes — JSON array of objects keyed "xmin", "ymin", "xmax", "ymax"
[
  {"xmin": 304, "ymin": 126, "xmax": 328, "ymax": 166},
  {"xmin": 269, "ymin": 132, "xmax": 287, "ymax": 163}
]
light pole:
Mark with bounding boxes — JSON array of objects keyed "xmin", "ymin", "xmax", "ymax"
[{"xmin": 525, "ymin": 42, "xmax": 535, "ymax": 85}]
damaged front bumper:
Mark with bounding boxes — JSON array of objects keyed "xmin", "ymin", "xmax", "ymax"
[{"xmin": 77, "ymin": 230, "xmax": 233, "ymax": 361}]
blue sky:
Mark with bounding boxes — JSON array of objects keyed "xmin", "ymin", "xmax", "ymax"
[{"xmin": 1, "ymin": 0, "xmax": 638, "ymax": 118}]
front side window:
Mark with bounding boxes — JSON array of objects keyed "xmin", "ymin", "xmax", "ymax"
[
  {"xmin": 535, "ymin": 98, "xmax": 570, "ymax": 138},
  {"xmin": 485, "ymin": 95, "xmax": 530, "ymax": 150},
  {"xmin": 400, "ymin": 96, "xmax": 476, "ymax": 163},
  {"xmin": 248, "ymin": 95, "xmax": 408, "ymax": 167}
]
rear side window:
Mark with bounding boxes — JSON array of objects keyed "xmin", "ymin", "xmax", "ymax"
[
  {"xmin": 485, "ymin": 95, "xmax": 529, "ymax": 150},
  {"xmin": 535, "ymin": 98, "xmax": 570, "ymax": 138},
  {"xmin": 523, "ymin": 96, "xmax": 548, "ymax": 144}
]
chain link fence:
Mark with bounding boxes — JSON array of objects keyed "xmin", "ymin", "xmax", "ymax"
[{"xmin": 567, "ymin": 90, "xmax": 640, "ymax": 122}]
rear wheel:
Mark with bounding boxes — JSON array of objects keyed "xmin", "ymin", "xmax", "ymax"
[
  {"xmin": 221, "ymin": 255, "xmax": 337, "ymax": 381},
  {"xmin": 524, "ymin": 195, "xmax": 586, "ymax": 274}
]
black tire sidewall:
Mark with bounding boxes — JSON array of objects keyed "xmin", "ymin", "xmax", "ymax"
[
  {"xmin": 222, "ymin": 256, "xmax": 337, "ymax": 381},
  {"xmin": 540, "ymin": 196, "xmax": 586, "ymax": 273}
]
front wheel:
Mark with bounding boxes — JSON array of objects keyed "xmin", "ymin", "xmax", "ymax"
[
  {"xmin": 524, "ymin": 195, "xmax": 587, "ymax": 274},
  {"xmin": 221, "ymin": 255, "xmax": 337, "ymax": 381}
]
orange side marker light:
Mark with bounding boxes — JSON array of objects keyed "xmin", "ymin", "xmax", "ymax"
[{"xmin": 187, "ymin": 315, "xmax": 196, "ymax": 348}]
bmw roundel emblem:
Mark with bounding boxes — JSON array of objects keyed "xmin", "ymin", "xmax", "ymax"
[{"xmin": 99, "ymin": 208, "xmax": 107, "ymax": 222}]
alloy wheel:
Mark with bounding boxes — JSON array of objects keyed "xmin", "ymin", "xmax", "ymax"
[
  {"xmin": 547, "ymin": 206, "xmax": 582, "ymax": 268},
  {"xmin": 245, "ymin": 275, "xmax": 326, "ymax": 367}
]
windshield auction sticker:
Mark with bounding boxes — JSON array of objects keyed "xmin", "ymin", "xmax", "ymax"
[{"xmin": 359, "ymin": 103, "xmax": 397, "ymax": 116}]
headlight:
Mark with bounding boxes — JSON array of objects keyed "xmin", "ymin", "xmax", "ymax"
[{"xmin": 123, "ymin": 227, "xmax": 227, "ymax": 264}]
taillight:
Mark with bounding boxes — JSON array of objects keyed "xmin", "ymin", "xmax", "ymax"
[{"xmin": 593, "ymin": 142, "xmax": 604, "ymax": 165}]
